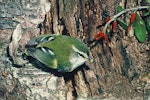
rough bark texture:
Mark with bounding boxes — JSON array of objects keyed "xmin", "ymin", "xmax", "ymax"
[{"xmin": 0, "ymin": 0, "xmax": 150, "ymax": 100}]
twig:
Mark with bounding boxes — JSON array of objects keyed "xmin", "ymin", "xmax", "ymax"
[{"xmin": 103, "ymin": 6, "xmax": 150, "ymax": 33}]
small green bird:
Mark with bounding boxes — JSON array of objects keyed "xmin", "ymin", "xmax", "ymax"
[{"xmin": 25, "ymin": 34, "xmax": 91, "ymax": 72}]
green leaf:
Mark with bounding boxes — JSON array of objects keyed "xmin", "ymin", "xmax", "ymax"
[
  {"xmin": 116, "ymin": 19, "xmax": 128, "ymax": 30},
  {"xmin": 132, "ymin": 13, "xmax": 147, "ymax": 43},
  {"xmin": 117, "ymin": 6, "xmax": 123, "ymax": 13}
]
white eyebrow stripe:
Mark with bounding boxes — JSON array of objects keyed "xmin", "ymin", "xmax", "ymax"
[{"xmin": 72, "ymin": 45, "xmax": 88, "ymax": 59}]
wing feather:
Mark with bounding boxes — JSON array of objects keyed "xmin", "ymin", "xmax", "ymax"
[{"xmin": 26, "ymin": 47, "xmax": 57, "ymax": 69}]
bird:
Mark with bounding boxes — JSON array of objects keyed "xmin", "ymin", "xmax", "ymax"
[{"xmin": 25, "ymin": 34, "xmax": 92, "ymax": 72}]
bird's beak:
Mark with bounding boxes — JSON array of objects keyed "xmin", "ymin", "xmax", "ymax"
[{"xmin": 88, "ymin": 57, "xmax": 95, "ymax": 63}]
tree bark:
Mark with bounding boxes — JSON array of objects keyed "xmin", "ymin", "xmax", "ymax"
[{"xmin": 0, "ymin": 0, "xmax": 150, "ymax": 100}]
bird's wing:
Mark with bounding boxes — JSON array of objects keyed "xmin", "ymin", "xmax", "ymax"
[{"xmin": 26, "ymin": 47, "xmax": 57, "ymax": 69}]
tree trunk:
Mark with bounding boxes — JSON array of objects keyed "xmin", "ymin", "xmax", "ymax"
[{"xmin": 0, "ymin": 0, "xmax": 150, "ymax": 100}]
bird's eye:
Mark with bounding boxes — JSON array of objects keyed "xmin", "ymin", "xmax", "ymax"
[{"xmin": 77, "ymin": 53, "xmax": 85, "ymax": 58}]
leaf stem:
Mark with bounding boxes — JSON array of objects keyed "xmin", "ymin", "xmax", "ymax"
[{"xmin": 103, "ymin": 6, "xmax": 150, "ymax": 33}]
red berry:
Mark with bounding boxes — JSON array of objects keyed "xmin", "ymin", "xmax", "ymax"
[
  {"xmin": 93, "ymin": 31, "xmax": 110, "ymax": 44},
  {"xmin": 93, "ymin": 31, "xmax": 105, "ymax": 40},
  {"xmin": 113, "ymin": 21, "xmax": 117, "ymax": 30},
  {"xmin": 105, "ymin": 17, "xmax": 111, "ymax": 22},
  {"xmin": 130, "ymin": 13, "xmax": 136, "ymax": 24}
]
